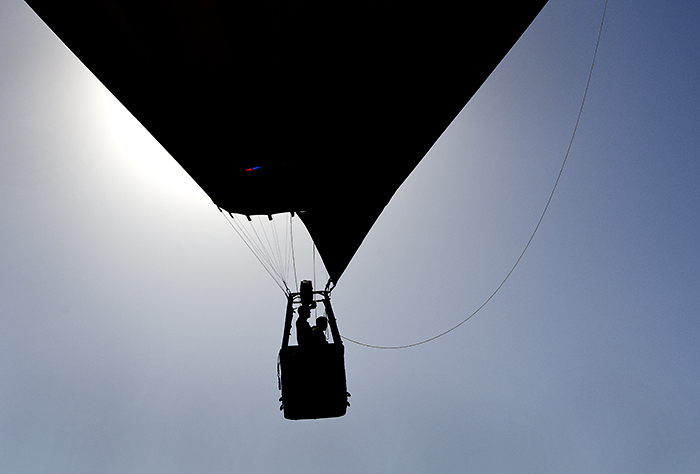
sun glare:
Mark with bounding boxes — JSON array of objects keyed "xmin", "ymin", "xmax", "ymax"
[{"xmin": 99, "ymin": 89, "xmax": 202, "ymax": 197}]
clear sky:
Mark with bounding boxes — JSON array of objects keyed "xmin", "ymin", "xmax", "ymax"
[{"xmin": 2, "ymin": 0, "xmax": 699, "ymax": 472}]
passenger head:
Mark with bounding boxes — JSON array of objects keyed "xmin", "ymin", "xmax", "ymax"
[
  {"xmin": 315, "ymin": 317, "xmax": 328, "ymax": 331},
  {"xmin": 297, "ymin": 305, "xmax": 310, "ymax": 318}
]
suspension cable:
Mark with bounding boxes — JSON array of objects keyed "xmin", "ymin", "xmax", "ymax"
[
  {"xmin": 290, "ymin": 213, "xmax": 299, "ymax": 292},
  {"xmin": 341, "ymin": 0, "xmax": 609, "ymax": 349},
  {"xmin": 221, "ymin": 211, "xmax": 289, "ymax": 294}
]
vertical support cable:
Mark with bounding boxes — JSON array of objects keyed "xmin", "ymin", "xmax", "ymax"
[
  {"xmin": 290, "ymin": 213, "xmax": 298, "ymax": 292},
  {"xmin": 313, "ymin": 241, "xmax": 317, "ymax": 318}
]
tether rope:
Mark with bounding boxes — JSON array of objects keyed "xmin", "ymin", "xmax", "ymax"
[{"xmin": 341, "ymin": 0, "xmax": 609, "ymax": 349}]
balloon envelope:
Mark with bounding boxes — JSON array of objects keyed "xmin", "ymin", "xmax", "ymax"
[{"xmin": 25, "ymin": 0, "xmax": 549, "ymax": 282}]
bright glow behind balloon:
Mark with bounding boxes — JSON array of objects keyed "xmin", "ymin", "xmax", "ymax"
[{"xmin": 99, "ymin": 88, "xmax": 202, "ymax": 197}]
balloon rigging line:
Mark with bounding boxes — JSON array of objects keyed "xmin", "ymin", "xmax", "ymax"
[
  {"xmin": 223, "ymin": 209, "xmax": 327, "ymax": 297},
  {"xmin": 282, "ymin": 215, "xmax": 292, "ymax": 290},
  {"xmin": 313, "ymin": 241, "xmax": 317, "ymax": 318},
  {"xmin": 269, "ymin": 216, "xmax": 286, "ymax": 281},
  {"xmin": 290, "ymin": 213, "xmax": 299, "ymax": 292},
  {"xmin": 241, "ymin": 216, "xmax": 288, "ymax": 293},
  {"xmin": 255, "ymin": 216, "xmax": 281, "ymax": 278},
  {"xmin": 222, "ymin": 212, "xmax": 289, "ymax": 294},
  {"xmin": 341, "ymin": 0, "xmax": 609, "ymax": 350},
  {"xmin": 279, "ymin": 217, "xmax": 288, "ymax": 283},
  {"xmin": 249, "ymin": 217, "xmax": 283, "ymax": 286}
]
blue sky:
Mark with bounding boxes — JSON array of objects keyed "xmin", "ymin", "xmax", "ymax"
[{"xmin": 1, "ymin": 0, "xmax": 699, "ymax": 472}]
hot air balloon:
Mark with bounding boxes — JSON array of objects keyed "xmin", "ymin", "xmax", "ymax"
[{"xmin": 25, "ymin": 0, "xmax": 549, "ymax": 419}]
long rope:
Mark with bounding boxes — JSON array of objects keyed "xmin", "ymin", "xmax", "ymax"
[{"xmin": 342, "ymin": 0, "xmax": 609, "ymax": 350}]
